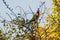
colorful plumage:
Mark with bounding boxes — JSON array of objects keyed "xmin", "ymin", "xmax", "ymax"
[
  {"xmin": 30, "ymin": 8, "xmax": 40, "ymax": 22},
  {"xmin": 23, "ymin": 8, "xmax": 40, "ymax": 25}
]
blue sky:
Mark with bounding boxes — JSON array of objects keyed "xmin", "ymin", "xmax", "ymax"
[{"xmin": 0, "ymin": 0, "xmax": 52, "ymax": 28}]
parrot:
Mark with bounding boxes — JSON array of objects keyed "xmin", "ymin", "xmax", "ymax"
[
  {"xmin": 23, "ymin": 8, "xmax": 40, "ymax": 26},
  {"xmin": 29, "ymin": 8, "xmax": 40, "ymax": 22},
  {"xmin": 23, "ymin": 1, "xmax": 45, "ymax": 26}
]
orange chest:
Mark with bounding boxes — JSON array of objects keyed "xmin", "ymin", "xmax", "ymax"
[{"xmin": 36, "ymin": 13, "xmax": 39, "ymax": 17}]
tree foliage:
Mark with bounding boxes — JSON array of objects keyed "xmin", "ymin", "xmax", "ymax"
[{"xmin": 0, "ymin": 0, "xmax": 60, "ymax": 40}]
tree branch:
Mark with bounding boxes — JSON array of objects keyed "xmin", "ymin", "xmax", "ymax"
[{"xmin": 2, "ymin": 0, "xmax": 17, "ymax": 18}]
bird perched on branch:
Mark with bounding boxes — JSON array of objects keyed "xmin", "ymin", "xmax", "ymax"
[
  {"xmin": 30, "ymin": 8, "xmax": 40, "ymax": 22},
  {"xmin": 23, "ymin": 8, "xmax": 40, "ymax": 26},
  {"xmin": 23, "ymin": 1, "xmax": 45, "ymax": 25}
]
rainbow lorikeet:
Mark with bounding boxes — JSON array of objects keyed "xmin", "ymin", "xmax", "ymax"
[
  {"xmin": 23, "ymin": 8, "xmax": 40, "ymax": 25},
  {"xmin": 29, "ymin": 1, "xmax": 45, "ymax": 23},
  {"xmin": 30, "ymin": 8, "xmax": 40, "ymax": 22}
]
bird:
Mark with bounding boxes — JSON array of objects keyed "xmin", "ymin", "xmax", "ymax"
[
  {"xmin": 23, "ymin": 1, "xmax": 45, "ymax": 25},
  {"xmin": 30, "ymin": 8, "xmax": 40, "ymax": 22},
  {"xmin": 23, "ymin": 8, "xmax": 40, "ymax": 26}
]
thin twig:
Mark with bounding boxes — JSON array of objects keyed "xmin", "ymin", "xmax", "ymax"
[
  {"xmin": 0, "ymin": 16, "xmax": 14, "ymax": 26},
  {"xmin": 39, "ymin": 4, "xmax": 46, "ymax": 23},
  {"xmin": 29, "ymin": 6, "xmax": 34, "ymax": 15},
  {"xmin": 2, "ymin": 0, "xmax": 17, "ymax": 18},
  {"xmin": 39, "ymin": 1, "xmax": 45, "ymax": 8},
  {"xmin": 15, "ymin": 6, "xmax": 27, "ymax": 20},
  {"xmin": 6, "ymin": 13, "xmax": 12, "ymax": 20}
]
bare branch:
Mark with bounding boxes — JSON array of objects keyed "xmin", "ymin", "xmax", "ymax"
[
  {"xmin": 15, "ymin": 6, "xmax": 27, "ymax": 20},
  {"xmin": 6, "ymin": 13, "xmax": 12, "ymax": 20},
  {"xmin": 0, "ymin": 16, "xmax": 14, "ymax": 26},
  {"xmin": 29, "ymin": 6, "xmax": 34, "ymax": 15},
  {"xmin": 2, "ymin": 0, "xmax": 17, "ymax": 18},
  {"xmin": 39, "ymin": 1, "xmax": 45, "ymax": 8}
]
